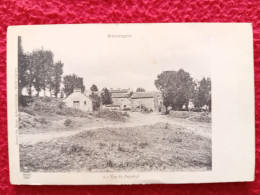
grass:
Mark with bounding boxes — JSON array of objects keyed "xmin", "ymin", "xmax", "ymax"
[
  {"xmin": 19, "ymin": 96, "xmax": 128, "ymax": 131},
  {"xmin": 19, "ymin": 96, "xmax": 91, "ymax": 118},
  {"xmin": 93, "ymin": 109, "xmax": 128, "ymax": 122},
  {"xmin": 20, "ymin": 122, "xmax": 211, "ymax": 172},
  {"xmin": 169, "ymin": 111, "xmax": 211, "ymax": 123}
]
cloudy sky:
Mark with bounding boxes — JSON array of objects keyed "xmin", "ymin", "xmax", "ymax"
[{"xmin": 21, "ymin": 24, "xmax": 211, "ymax": 91}]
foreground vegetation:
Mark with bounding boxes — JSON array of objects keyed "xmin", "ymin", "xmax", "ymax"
[
  {"xmin": 19, "ymin": 96, "xmax": 129, "ymax": 130},
  {"xmin": 20, "ymin": 122, "xmax": 211, "ymax": 172}
]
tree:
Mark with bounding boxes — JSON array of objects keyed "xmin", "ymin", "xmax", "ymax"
[
  {"xmin": 18, "ymin": 36, "xmax": 28, "ymax": 97},
  {"xmin": 41, "ymin": 50, "xmax": 54, "ymax": 96},
  {"xmin": 26, "ymin": 52, "xmax": 36, "ymax": 97},
  {"xmin": 193, "ymin": 77, "xmax": 211, "ymax": 111},
  {"xmin": 63, "ymin": 74, "xmax": 85, "ymax": 97},
  {"xmin": 18, "ymin": 40, "xmax": 64, "ymax": 98},
  {"xmin": 89, "ymin": 92, "xmax": 101, "ymax": 111},
  {"xmin": 101, "ymin": 88, "xmax": 113, "ymax": 105},
  {"xmin": 30, "ymin": 49, "xmax": 54, "ymax": 96},
  {"xmin": 136, "ymin": 88, "xmax": 145, "ymax": 92},
  {"xmin": 52, "ymin": 61, "xmax": 64, "ymax": 97},
  {"xmin": 155, "ymin": 69, "xmax": 195, "ymax": 113},
  {"xmin": 60, "ymin": 91, "xmax": 64, "ymax": 99},
  {"xmin": 90, "ymin": 84, "xmax": 98, "ymax": 92}
]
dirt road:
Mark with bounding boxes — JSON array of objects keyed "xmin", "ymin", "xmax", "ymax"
[{"xmin": 19, "ymin": 112, "xmax": 211, "ymax": 144}]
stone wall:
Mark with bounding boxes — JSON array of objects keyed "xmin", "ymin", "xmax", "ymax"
[
  {"xmin": 112, "ymin": 98, "xmax": 132, "ymax": 109},
  {"xmin": 131, "ymin": 98, "xmax": 155, "ymax": 111}
]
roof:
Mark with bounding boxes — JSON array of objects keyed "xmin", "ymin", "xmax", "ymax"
[
  {"xmin": 111, "ymin": 89, "xmax": 129, "ymax": 93},
  {"xmin": 63, "ymin": 91, "xmax": 97, "ymax": 102},
  {"xmin": 131, "ymin": 91, "xmax": 161, "ymax": 99},
  {"xmin": 111, "ymin": 93, "xmax": 130, "ymax": 98}
]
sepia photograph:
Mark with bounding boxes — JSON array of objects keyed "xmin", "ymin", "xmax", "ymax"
[
  {"xmin": 17, "ymin": 26, "xmax": 212, "ymax": 173},
  {"xmin": 7, "ymin": 23, "xmax": 254, "ymax": 184}
]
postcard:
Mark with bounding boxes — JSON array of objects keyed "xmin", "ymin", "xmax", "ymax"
[{"xmin": 7, "ymin": 23, "xmax": 255, "ymax": 185}]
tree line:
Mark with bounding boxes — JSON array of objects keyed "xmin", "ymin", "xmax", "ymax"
[
  {"xmin": 18, "ymin": 36, "xmax": 64, "ymax": 98},
  {"xmin": 155, "ymin": 69, "xmax": 211, "ymax": 112},
  {"xmin": 18, "ymin": 36, "xmax": 210, "ymax": 112},
  {"xmin": 18, "ymin": 36, "xmax": 87, "ymax": 100}
]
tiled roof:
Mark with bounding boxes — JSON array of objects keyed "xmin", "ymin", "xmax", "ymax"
[{"xmin": 131, "ymin": 91, "xmax": 161, "ymax": 99}]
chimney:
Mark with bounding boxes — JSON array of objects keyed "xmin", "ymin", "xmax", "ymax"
[{"xmin": 74, "ymin": 88, "xmax": 81, "ymax": 93}]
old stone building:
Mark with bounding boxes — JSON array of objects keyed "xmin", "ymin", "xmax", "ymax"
[
  {"xmin": 131, "ymin": 91, "xmax": 164, "ymax": 112},
  {"xmin": 63, "ymin": 88, "xmax": 165, "ymax": 113},
  {"xmin": 63, "ymin": 89, "xmax": 95, "ymax": 112},
  {"xmin": 111, "ymin": 88, "xmax": 132, "ymax": 110}
]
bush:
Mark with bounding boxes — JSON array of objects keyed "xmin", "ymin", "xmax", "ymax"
[
  {"xmin": 169, "ymin": 111, "xmax": 211, "ymax": 123},
  {"xmin": 94, "ymin": 109, "xmax": 126, "ymax": 122},
  {"xmin": 19, "ymin": 106, "xmax": 36, "ymax": 116},
  {"xmin": 140, "ymin": 106, "xmax": 153, "ymax": 114},
  {"xmin": 64, "ymin": 119, "xmax": 73, "ymax": 126},
  {"xmin": 19, "ymin": 112, "xmax": 49, "ymax": 129},
  {"xmin": 123, "ymin": 112, "xmax": 129, "ymax": 117}
]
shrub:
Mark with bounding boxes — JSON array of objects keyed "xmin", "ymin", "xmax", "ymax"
[
  {"xmin": 19, "ymin": 112, "xmax": 49, "ymax": 129},
  {"xmin": 19, "ymin": 106, "xmax": 35, "ymax": 116},
  {"xmin": 169, "ymin": 111, "xmax": 212, "ymax": 123},
  {"xmin": 123, "ymin": 112, "xmax": 129, "ymax": 117},
  {"xmin": 139, "ymin": 142, "xmax": 149, "ymax": 149},
  {"xmin": 94, "ymin": 109, "xmax": 126, "ymax": 122},
  {"xmin": 64, "ymin": 119, "xmax": 73, "ymax": 126}
]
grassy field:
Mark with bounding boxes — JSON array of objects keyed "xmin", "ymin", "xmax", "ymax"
[
  {"xmin": 19, "ymin": 97, "xmax": 212, "ymax": 173},
  {"xmin": 20, "ymin": 122, "xmax": 211, "ymax": 172}
]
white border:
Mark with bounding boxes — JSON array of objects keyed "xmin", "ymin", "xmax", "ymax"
[{"xmin": 7, "ymin": 23, "xmax": 255, "ymax": 185}]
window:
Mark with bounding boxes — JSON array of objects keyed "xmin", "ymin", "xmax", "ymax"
[
  {"xmin": 84, "ymin": 101, "xmax": 87, "ymax": 105},
  {"xmin": 73, "ymin": 101, "xmax": 80, "ymax": 108}
]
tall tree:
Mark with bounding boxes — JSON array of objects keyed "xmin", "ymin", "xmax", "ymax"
[
  {"xmin": 31, "ymin": 49, "xmax": 54, "ymax": 96},
  {"xmin": 26, "ymin": 52, "xmax": 36, "ymax": 96},
  {"xmin": 136, "ymin": 88, "xmax": 145, "ymax": 92},
  {"xmin": 90, "ymin": 84, "xmax": 98, "ymax": 92},
  {"xmin": 155, "ymin": 69, "xmax": 195, "ymax": 112},
  {"xmin": 101, "ymin": 88, "xmax": 113, "ymax": 105},
  {"xmin": 63, "ymin": 74, "xmax": 85, "ymax": 97},
  {"xmin": 18, "ymin": 36, "xmax": 28, "ymax": 97},
  {"xmin": 193, "ymin": 77, "xmax": 211, "ymax": 111},
  {"xmin": 31, "ymin": 50, "xmax": 44, "ymax": 96},
  {"xmin": 52, "ymin": 61, "xmax": 64, "ymax": 97},
  {"xmin": 41, "ymin": 49, "xmax": 54, "ymax": 96}
]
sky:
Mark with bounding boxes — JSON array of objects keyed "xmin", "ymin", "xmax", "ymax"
[{"xmin": 20, "ymin": 24, "xmax": 211, "ymax": 92}]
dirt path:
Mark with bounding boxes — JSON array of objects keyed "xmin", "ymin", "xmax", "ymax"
[{"xmin": 19, "ymin": 112, "xmax": 211, "ymax": 144}]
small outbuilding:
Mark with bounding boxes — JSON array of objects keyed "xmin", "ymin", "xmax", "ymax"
[{"xmin": 63, "ymin": 89, "xmax": 95, "ymax": 112}]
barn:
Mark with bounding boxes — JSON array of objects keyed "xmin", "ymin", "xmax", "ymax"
[
  {"xmin": 111, "ymin": 88, "xmax": 132, "ymax": 110},
  {"xmin": 63, "ymin": 89, "xmax": 95, "ymax": 112},
  {"xmin": 131, "ymin": 91, "xmax": 164, "ymax": 112}
]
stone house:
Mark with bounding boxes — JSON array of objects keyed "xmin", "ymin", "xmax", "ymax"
[
  {"xmin": 111, "ymin": 88, "xmax": 132, "ymax": 110},
  {"xmin": 131, "ymin": 91, "xmax": 164, "ymax": 112},
  {"xmin": 63, "ymin": 89, "xmax": 96, "ymax": 112}
]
